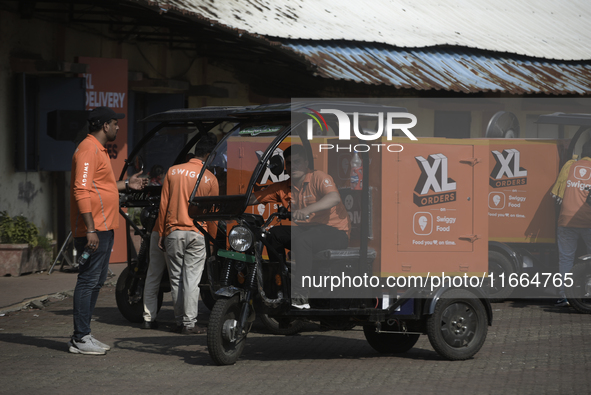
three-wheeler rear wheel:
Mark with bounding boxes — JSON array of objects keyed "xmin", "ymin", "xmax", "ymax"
[
  {"xmin": 427, "ymin": 289, "xmax": 488, "ymax": 360},
  {"xmin": 486, "ymin": 251, "xmax": 515, "ymax": 302},
  {"xmin": 565, "ymin": 261, "xmax": 591, "ymax": 314},
  {"xmin": 115, "ymin": 266, "xmax": 163, "ymax": 323},
  {"xmin": 259, "ymin": 314, "xmax": 306, "ymax": 335},
  {"xmin": 363, "ymin": 323, "xmax": 420, "ymax": 354},
  {"xmin": 207, "ymin": 295, "xmax": 249, "ymax": 365}
]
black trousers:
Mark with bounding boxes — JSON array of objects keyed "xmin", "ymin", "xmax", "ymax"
[{"xmin": 266, "ymin": 224, "xmax": 348, "ymax": 295}]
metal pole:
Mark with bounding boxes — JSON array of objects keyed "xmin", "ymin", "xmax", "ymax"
[{"xmin": 48, "ymin": 231, "xmax": 72, "ymax": 275}]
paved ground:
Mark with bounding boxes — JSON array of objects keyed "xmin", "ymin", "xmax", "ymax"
[
  {"xmin": 0, "ymin": 281, "xmax": 590, "ymax": 395},
  {"xmin": 0, "ymin": 264, "xmax": 125, "ymax": 313}
]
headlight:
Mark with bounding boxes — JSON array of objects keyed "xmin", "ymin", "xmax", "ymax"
[{"xmin": 228, "ymin": 226, "xmax": 253, "ymax": 252}]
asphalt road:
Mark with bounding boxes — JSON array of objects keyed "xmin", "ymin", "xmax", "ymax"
[{"xmin": 0, "ymin": 284, "xmax": 590, "ymax": 395}]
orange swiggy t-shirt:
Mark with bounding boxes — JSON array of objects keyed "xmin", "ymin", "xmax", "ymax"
[
  {"xmin": 255, "ymin": 179, "xmax": 292, "ymax": 210},
  {"xmin": 159, "ymin": 158, "xmax": 219, "ymax": 238},
  {"xmin": 255, "ymin": 170, "xmax": 350, "ymax": 235},
  {"xmin": 558, "ymin": 159, "xmax": 591, "ymax": 228},
  {"xmin": 70, "ymin": 134, "xmax": 120, "ymax": 238}
]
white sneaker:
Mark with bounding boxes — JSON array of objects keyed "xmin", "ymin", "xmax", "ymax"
[
  {"xmin": 291, "ymin": 297, "xmax": 310, "ymax": 309},
  {"xmin": 68, "ymin": 335, "xmax": 106, "ymax": 355},
  {"xmin": 555, "ymin": 298, "xmax": 570, "ymax": 307},
  {"xmin": 89, "ymin": 334, "xmax": 111, "ymax": 351}
]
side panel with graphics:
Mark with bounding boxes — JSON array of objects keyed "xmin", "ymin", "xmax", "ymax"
[
  {"xmin": 379, "ymin": 140, "xmax": 489, "ymax": 276},
  {"xmin": 487, "ymin": 141, "xmax": 560, "ymax": 243},
  {"xmin": 398, "ymin": 144, "xmax": 474, "ymax": 252}
]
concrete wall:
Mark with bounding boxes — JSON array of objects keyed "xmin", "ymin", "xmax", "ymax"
[
  {"xmin": 0, "ymin": 9, "xmax": 254, "ymax": 240},
  {"xmin": 0, "ymin": 12, "xmax": 57, "ymax": 238}
]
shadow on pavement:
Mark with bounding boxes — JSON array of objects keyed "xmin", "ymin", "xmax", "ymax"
[{"xmin": 0, "ymin": 333, "xmax": 72, "ymax": 353}]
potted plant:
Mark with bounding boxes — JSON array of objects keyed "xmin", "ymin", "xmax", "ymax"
[{"xmin": 0, "ymin": 211, "xmax": 55, "ymax": 276}]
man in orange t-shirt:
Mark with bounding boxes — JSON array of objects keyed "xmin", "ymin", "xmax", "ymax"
[
  {"xmin": 69, "ymin": 107, "xmax": 147, "ymax": 355},
  {"xmin": 553, "ymin": 140, "xmax": 591, "ymax": 306},
  {"xmin": 251, "ymin": 145, "xmax": 350, "ymax": 308},
  {"xmin": 158, "ymin": 133, "xmax": 219, "ymax": 334}
]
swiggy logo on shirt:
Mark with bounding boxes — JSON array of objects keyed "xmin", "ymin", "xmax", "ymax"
[
  {"xmin": 574, "ymin": 165, "xmax": 591, "ymax": 181},
  {"xmin": 490, "ymin": 149, "xmax": 528, "ymax": 188},
  {"xmin": 413, "ymin": 154, "xmax": 457, "ymax": 207},
  {"xmin": 171, "ymin": 168, "xmax": 198, "ymax": 178}
]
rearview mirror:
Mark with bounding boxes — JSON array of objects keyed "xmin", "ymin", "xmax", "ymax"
[{"xmin": 267, "ymin": 155, "xmax": 284, "ymax": 177}]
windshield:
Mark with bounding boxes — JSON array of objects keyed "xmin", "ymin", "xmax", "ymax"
[
  {"xmin": 188, "ymin": 120, "xmax": 308, "ymax": 219},
  {"xmin": 204, "ymin": 121, "xmax": 294, "ymax": 197}
]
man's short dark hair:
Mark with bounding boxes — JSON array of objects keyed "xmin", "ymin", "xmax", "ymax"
[
  {"xmin": 88, "ymin": 107, "xmax": 124, "ymax": 133},
  {"xmin": 194, "ymin": 133, "xmax": 217, "ymax": 158},
  {"xmin": 89, "ymin": 123, "xmax": 103, "ymax": 133},
  {"xmin": 284, "ymin": 144, "xmax": 307, "ymax": 161}
]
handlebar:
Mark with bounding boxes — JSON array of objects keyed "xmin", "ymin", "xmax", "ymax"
[
  {"xmin": 261, "ymin": 206, "xmax": 290, "ymax": 228},
  {"xmin": 120, "ymin": 193, "xmax": 161, "ymax": 208},
  {"xmin": 261, "ymin": 207, "xmax": 311, "ymax": 228}
]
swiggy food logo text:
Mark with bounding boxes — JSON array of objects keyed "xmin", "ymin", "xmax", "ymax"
[
  {"xmin": 490, "ymin": 149, "xmax": 528, "ymax": 188},
  {"xmin": 414, "ymin": 154, "xmax": 457, "ymax": 207}
]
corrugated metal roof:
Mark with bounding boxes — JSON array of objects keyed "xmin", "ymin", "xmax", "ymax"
[
  {"xmin": 145, "ymin": 0, "xmax": 591, "ymax": 61},
  {"xmin": 281, "ymin": 42, "xmax": 591, "ymax": 94}
]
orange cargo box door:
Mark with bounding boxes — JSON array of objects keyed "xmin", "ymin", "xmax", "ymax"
[
  {"xmin": 397, "ymin": 144, "xmax": 475, "ymax": 252},
  {"xmin": 487, "ymin": 141, "xmax": 560, "ymax": 243}
]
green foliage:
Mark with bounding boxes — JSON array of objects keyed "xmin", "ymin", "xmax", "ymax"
[
  {"xmin": 0, "ymin": 211, "xmax": 40, "ymax": 247},
  {"xmin": 37, "ymin": 235, "xmax": 54, "ymax": 256}
]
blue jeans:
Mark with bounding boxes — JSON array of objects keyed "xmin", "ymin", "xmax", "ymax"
[
  {"xmin": 557, "ymin": 227, "xmax": 591, "ymax": 297},
  {"xmin": 73, "ymin": 230, "xmax": 114, "ymax": 340}
]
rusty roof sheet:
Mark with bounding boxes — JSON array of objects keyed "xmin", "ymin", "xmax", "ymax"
[
  {"xmin": 281, "ymin": 42, "xmax": 591, "ymax": 95},
  {"xmin": 142, "ymin": 0, "xmax": 591, "ymax": 61}
]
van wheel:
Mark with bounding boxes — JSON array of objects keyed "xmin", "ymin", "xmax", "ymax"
[
  {"xmin": 363, "ymin": 323, "xmax": 420, "ymax": 353},
  {"xmin": 427, "ymin": 289, "xmax": 488, "ymax": 361},
  {"xmin": 565, "ymin": 261, "xmax": 591, "ymax": 314},
  {"xmin": 259, "ymin": 314, "xmax": 305, "ymax": 335},
  {"xmin": 115, "ymin": 266, "xmax": 163, "ymax": 323},
  {"xmin": 486, "ymin": 251, "xmax": 515, "ymax": 302}
]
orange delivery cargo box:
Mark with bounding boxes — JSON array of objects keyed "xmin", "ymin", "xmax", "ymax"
[
  {"xmin": 327, "ymin": 138, "xmax": 490, "ymax": 278},
  {"xmin": 484, "ymin": 139, "xmax": 561, "ymax": 244}
]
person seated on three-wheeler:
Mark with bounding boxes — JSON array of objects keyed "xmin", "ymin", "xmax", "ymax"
[{"xmin": 249, "ymin": 144, "xmax": 350, "ymax": 308}]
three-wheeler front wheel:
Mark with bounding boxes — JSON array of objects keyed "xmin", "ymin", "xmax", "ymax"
[
  {"xmin": 207, "ymin": 295, "xmax": 248, "ymax": 365},
  {"xmin": 427, "ymin": 289, "xmax": 488, "ymax": 360}
]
